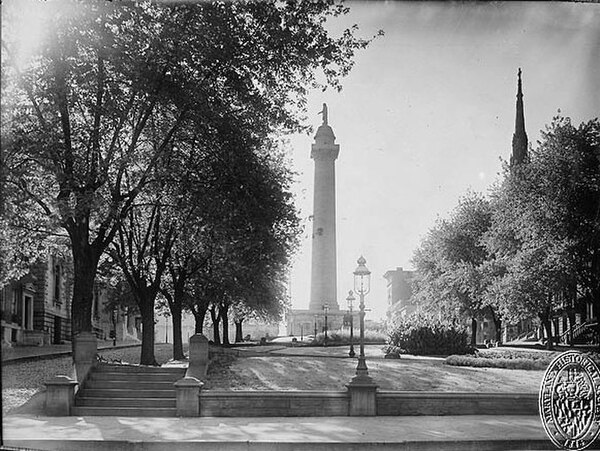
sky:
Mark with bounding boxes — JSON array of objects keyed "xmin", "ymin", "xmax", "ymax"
[{"xmin": 286, "ymin": 2, "xmax": 600, "ymax": 321}]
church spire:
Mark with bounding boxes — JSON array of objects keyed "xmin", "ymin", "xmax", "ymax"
[{"xmin": 511, "ymin": 68, "xmax": 528, "ymax": 166}]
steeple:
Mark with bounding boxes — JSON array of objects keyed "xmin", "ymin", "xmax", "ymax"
[{"xmin": 510, "ymin": 68, "xmax": 528, "ymax": 166}]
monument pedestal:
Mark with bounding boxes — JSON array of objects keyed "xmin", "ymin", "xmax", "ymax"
[{"xmin": 286, "ymin": 309, "xmax": 353, "ymax": 337}]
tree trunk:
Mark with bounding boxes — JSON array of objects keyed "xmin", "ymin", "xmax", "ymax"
[
  {"xmin": 69, "ymin": 228, "xmax": 101, "ymax": 337},
  {"xmin": 235, "ymin": 320, "xmax": 244, "ymax": 343},
  {"xmin": 489, "ymin": 307, "xmax": 502, "ymax": 345},
  {"xmin": 470, "ymin": 317, "xmax": 477, "ymax": 346},
  {"xmin": 495, "ymin": 317, "xmax": 502, "ymax": 344},
  {"xmin": 192, "ymin": 298, "xmax": 209, "ymax": 334},
  {"xmin": 170, "ymin": 283, "xmax": 185, "ymax": 360},
  {"xmin": 592, "ymin": 285, "xmax": 600, "ymax": 341},
  {"xmin": 170, "ymin": 302, "xmax": 184, "ymax": 360},
  {"xmin": 567, "ymin": 309, "xmax": 576, "ymax": 347},
  {"xmin": 210, "ymin": 305, "xmax": 221, "ymax": 344},
  {"xmin": 193, "ymin": 309, "xmax": 205, "ymax": 334},
  {"xmin": 540, "ymin": 310, "xmax": 554, "ymax": 350},
  {"xmin": 138, "ymin": 295, "xmax": 158, "ymax": 366},
  {"xmin": 222, "ymin": 304, "xmax": 230, "ymax": 346}
]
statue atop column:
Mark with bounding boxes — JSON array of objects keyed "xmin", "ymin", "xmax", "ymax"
[{"xmin": 319, "ymin": 103, "xmax": 328, "ymax": 125}]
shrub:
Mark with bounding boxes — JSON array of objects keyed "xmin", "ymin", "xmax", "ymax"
[
  {"xmin": 385, "ymin": 313, "xmax": 473, "ymax": 356},
  {"xmin": 446, "ymin": 354, "xmax": 548, "ymax": 370},
  {"xmin": 446, "ymin": 350, "xmax": 600, "ymax": 370},
  {"xmin": 312, "ymin": 328, "xmax": 386, "ymax": 346}
]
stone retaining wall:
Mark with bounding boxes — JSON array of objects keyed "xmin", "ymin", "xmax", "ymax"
[
  {"xmin": 376, "ymin": 392, "xmax": 538, "ymax": 416},
  {"xmin": 199, "ymin": 390, "xmax": 538, "ymax": 417},
  {"xmin": 200, "ymin": 391, "xmax": 348, "ymax": 417}
]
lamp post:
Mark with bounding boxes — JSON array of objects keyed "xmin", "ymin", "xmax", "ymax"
[
  {"xmin": 346, "ymin": 256, "xmax": 377, "ymax": 416},
  {"xmin": 314, "ymin": 315, "xmax": 318, "ymax": 337},
  {"xmin": 323, "ymin": 302, "xmax": 330, "ymax": 345},
  {"xmin": 111, "ymin": 308, "xmax": 117, "ymax": 347},
  {"xmin": 347, "ymin": 290, "xmax": 356, "ymax": 357},
  {"xmin": 352, "ymin": 256, "xmax": 372, "ymax": 381}
]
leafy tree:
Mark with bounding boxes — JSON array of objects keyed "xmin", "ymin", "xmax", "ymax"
[
  {"xmin": 412, "ymin": 192, "xmax": 494, "ymax": 345},
  {"xmin": 110, "ymin": 177, "xmax": 180, "ymax": 365},
  {"xmin": 2, "ymin": 0, "xmax": 378, "ymax": 344}
]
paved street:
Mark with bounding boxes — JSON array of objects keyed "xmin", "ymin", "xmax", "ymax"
[{"xmin": 2, "ymin": 341, "xmax": 141, "ymax": 363}]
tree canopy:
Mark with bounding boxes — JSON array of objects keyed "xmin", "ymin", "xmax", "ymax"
[
  {"xmin": 2, "ymin": 0, "xmax": 379, "ymax": 346},
  {"xmin": 411, "ymin": 115, "xmax": 600, "ymax": 347}
]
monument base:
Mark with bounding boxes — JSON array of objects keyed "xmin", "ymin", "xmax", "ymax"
[{"xmin": 286, "ymin": 309, "xmax": 357, "ymax": 337}]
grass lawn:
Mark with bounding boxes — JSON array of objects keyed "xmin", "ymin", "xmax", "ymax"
[{"xmin": 205, "ymin": 345, "xmax": 543, "ymax": 392}]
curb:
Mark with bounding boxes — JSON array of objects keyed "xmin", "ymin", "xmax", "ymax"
[{"xmin": 0, "ymin": 439, "xmax": 562, "ymax": 451}]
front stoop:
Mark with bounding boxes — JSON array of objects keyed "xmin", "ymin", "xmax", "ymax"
[{"xmin": 72, "ymin": 363, "xmax": 186, "ymax": 417}]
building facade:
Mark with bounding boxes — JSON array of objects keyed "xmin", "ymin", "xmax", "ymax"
[
  {"xmin": 384, "ymin": 267, "xmax": 416, "ymax": 325},
  {"xmin": 1, "ymin": 255, "xmax": 71, "ymax": 347}
]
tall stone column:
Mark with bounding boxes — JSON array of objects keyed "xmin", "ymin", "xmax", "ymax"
[{"xmin": 309, "ymin": 104, "xmax": 340, "ymax": 312}]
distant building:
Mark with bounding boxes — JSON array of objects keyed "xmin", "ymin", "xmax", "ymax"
[
  {"xmin": 383, "ymin": 267, "xmax": 416, "ymax": 324},
  {"xmin": 91, "ymin": 284, "xmax": 141, "ymax": 343}
]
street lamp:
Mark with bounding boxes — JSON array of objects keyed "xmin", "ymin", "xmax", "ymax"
[
  {"xmin": 323, "ymin": 302, "xmax": 330, "ymax": 345},
  {"xmin": 352, "ymin": 256, "xmax": 372, "ymax": 382},
  {"xmin": 346, "ymin": 290, "xmax": 356, "ymax": 357}
]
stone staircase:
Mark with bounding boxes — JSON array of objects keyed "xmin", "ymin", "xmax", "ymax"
[{"xmin": 72, "ymin": 363, "xmax": 186, "ymax": 416}]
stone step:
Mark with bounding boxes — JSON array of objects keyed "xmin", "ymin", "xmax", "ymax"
[
  {"xmin": 94, "ymin": 364, "xmax": 186, "ymax": 374},
  {"xmin": 81, "ymin": 389, "xmax": 176, "ymax": 398},
  {"xmin": 83, "ymin": 380, "xmax": 176, "ymax": 390},
  {"xmin": 89, "ymin": 372, "xmax": 183, "ymax": 382},
  {"xmin": 76, "ymin": 397, "xmax": 176, "ymax": 408},
  {"xmin": 71, "ymin": 406, "xmax": 177, "ymax": 417}
]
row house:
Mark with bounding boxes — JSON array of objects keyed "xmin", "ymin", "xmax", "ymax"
[
  {"xmin": 1, "ymin": 254, "xmax": 142, "ymax": 348},
  {"xmin": 1, "ymin": 255, "xmax": 71, "ymax": 346}
]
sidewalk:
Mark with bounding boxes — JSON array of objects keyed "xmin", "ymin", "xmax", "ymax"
[
  {"xmin": 3, "ymin": 414, "xmax": 581, "ymax": 451},
  {"xmin": 1, "ymin": 340, "xmax": 141, "ymax": 363}
]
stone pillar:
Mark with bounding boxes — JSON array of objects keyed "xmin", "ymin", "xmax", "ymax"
[
  {"xmin": 187, "ymin": 334, "xmax": 209, "ymax": 379},
  {"xmin": 346, "ymin": 381, "xmax": 378, "ymax": 416},
  {"xmin": 73, "ymin": 331, "xmax": 97, "ymax": 385},
  {"xmin": 45, "ymin": 375, "xmax": 78, "ymax": 416},
  {"xmin": 174, "ymin": 377, "xmax": 202, "ymax": 417}
]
